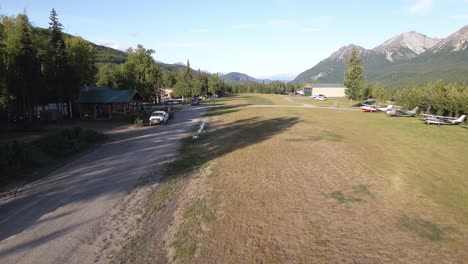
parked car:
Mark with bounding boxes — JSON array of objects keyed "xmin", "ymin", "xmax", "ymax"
[
  {"xmin": 313, "ymin": 94, "xmax": 327, "ymax": 99},
  {"xmin": 190, "ymin": 99, "xmax": 200, "ymax": 106},
  {"xmin": 163, "ymin": 106, "xmax": 174, "ymax": 119},
  {"xmin": 149, "ymin": 111, "xmax": 168, "ymax": 125}
]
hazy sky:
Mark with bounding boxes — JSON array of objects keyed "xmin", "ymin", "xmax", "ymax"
[{"xmin": 1, "ymin": 0, "xmax": 467, "ymax": 79}]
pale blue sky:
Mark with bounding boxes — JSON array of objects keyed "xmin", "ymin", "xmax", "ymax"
[{"xmin": 1, "ymin": 0, "xmax": 467, "ymax": 79}]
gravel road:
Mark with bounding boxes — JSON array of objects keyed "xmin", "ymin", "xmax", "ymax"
[{"xmin": 0, "ymin": 105, "xmax": 206, "ymax": 264}]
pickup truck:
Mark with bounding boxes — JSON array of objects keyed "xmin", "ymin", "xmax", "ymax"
[{"xmin": 149, "ymin": 111, "xmax": 169, "ymax": 125}]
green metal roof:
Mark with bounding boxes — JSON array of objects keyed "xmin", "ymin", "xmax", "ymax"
[
  {"xmin": 308, "ymin": 83, "xmax": 345, "ymax": 88},
  {"xmin": 78, "ymin": 89, "xmax": 141, "ymax": 103}
]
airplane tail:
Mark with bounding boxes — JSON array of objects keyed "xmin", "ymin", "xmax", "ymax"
[
  {"xmin": 387, "ymin": 105, "xmax": 393, "ymax": 109},
  {"xmin": 413, "ymin": 107, "xmax": 419, "ymax": 113},
  {"xmin": 456, "ymin": 115, "xmax": 467, "ymax": 123}
]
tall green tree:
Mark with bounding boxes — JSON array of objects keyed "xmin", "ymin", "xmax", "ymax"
[
  {"xmin": 44, "ymin": 8, "xmax": 72, "ymax": 109},
  {"xmin": 193, "ymin": 69, "xmax": 208, "ymax": 96},
  {"xmin": 14, "ymin": 14, "xmax": 43, "ymax": 114},
  {"xmin": 0, "ymin": 15, "xmax": 21, "ymax": 109},
  {"xmin": 163, "ymin": 71, "xmax": 177, "ymax": 87},
  {"xmin": 96, "ymin": 64, "xmax": 119, "ymax": 88},
  {"xmin": 173, "ymin": 68, "xmax": 190, "ymax": 97},
  {"xmin": 0, "ymin": 17, "xmax": 12, "ymax": 109},
  {"xmin": 118, "ymin": 44, "xmax": 161, "ymax": 98},
  {"xmin": 397, "ymin": 82, "xmax": 422, "ymax": 110},
  {"xmin": 66, "ymin": 36, "xmax": 97, "ymax": 88},
  {"xmin": 208, "ymin": 74, "xmax": 221, "ymax": 95},
  {"xmin": 149, "ymin": 64, "xmax": 163, "ymax": 103},
  {"xmin": 186, "ymin": 59, "xmax": 193, "ymax": 97},
  {"xmin": 344, "ymin": 48, "xmax": 366, "ymax": 101},
  {"xmin": 371, "ymin": 83, "xmax": 387, "ymax": 105},
  {"xmin": 462, "ymin": 87, "xmax": 468, "ymax": 115}
]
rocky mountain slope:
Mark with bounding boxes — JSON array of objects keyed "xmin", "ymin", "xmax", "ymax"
[{"xmin": 291, "ymin": 25, "xmax": 468, "ymax": 86}]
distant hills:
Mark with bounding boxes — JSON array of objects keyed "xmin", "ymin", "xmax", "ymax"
[
  {"xmin": 219, "ymin": 72, "xmax": 280, "ymax": 84},
  {"xmin": 55, "ymin": 31, "xmax": 188, "ymax": 73},
  {"xmin": 220, "ymin": 72, "xmax": 257, "ymax": 82},
  {"xmin": 85, "ymin": 39, "xmax": 283, "ymax": 83},
  {"xmin": 291, "ymin": 25, "xmax": 468, "ymax": 86}
]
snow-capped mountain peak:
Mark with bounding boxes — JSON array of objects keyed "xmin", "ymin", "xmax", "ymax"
[{"xmin": 373, "ymin": 31, "xmax": 440, "ymax": 55}]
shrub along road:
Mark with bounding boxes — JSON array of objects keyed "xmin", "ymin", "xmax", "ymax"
[{"xmin": 0, "ymin": 105, "xmax": 206, "ymax": 264}]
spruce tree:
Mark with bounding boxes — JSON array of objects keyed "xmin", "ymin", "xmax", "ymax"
[
  {"xmin": 186, "ymin": 59, "xmax": 193, "ymax": 97},
  {"xmin": 15, "ymin": 14, "xmax": 43, "ymax": 114},
  {"xmin": 45, "ymin": 9, "xmax": 71, "ymax": 114},
  {"xmin": 344, "ymin": 48, "xmax": 366, "ymax": 101}
]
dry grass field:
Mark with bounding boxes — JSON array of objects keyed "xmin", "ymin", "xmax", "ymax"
[{"xmin": 136, "ymin": 94, "xmax": 468, "ymax": 263}]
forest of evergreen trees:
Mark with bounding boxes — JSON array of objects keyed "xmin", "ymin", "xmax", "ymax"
[{"xmin": 0, "ymin": 9, "xmax": 298, "ymax": 121}]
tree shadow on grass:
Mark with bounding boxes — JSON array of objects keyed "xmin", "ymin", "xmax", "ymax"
[
  {"xmin": 118, "ymin": 114, "xmax": 301, "ymax": 262},
  {"xmin": 202, "ymin": 104, "xmax": 248, "ymax": 117},
  {"xmin": 164, "ymin": 115, "xmax": 300, "ymax": 178}
]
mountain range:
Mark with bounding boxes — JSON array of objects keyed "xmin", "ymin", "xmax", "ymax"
[
  {"xmin": 291, "ymin": 25, "xmax": 468, "ymax": 86},
  {"xmin": 82, "ymin": 25, "xmax": 468, "ymax": 86},
  {"xmin": 218, "ymin": 72, "xmax": 277, "ymax": 84}
]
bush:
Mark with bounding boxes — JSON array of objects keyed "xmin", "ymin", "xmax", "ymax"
[
  {"xmin": 122, "ymin": 113, "xmax": 142, "ymax": 124},
  {"xmin": 134, "ymin": 116, "xmax": 144, "ymax": 127},
  {"xmin": 0, "ymin": 127, "xmax": 107, "ymax": 183}
]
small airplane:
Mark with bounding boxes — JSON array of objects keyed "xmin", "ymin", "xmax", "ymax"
[
  {"xmin": 376, "ymin": 105, "xmax": 393, "ymax": 112},
  {"xmin": 361, "ymin": 104, "xmax": 392, "ymax": 112},
  {"xmin": 387, "ymin": 107, "xmax": 419, "ymax": 117},
  {"xmin": 360, "ymin": 104, "xmax": 379, "ymax": 112},
  {"xmin": 423, "ymin": 114, "xmax": 466, "ymax": 126}
]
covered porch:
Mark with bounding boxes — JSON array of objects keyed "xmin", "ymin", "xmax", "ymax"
[{"xmin": 78, "ymin": 88, "xmax": 143, "ymax": 120}]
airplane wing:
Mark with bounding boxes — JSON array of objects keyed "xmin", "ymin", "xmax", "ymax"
[{"xmin": 423, "ymin": 115, "xmax": 456, "ymax": 121}]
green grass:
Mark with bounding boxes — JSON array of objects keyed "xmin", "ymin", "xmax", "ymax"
[
  {"xmin": 203, "ymin": 105, "xmax": 242, "ymax": 117},
  {"xmin": 152, "ymin": 185, "xmax": 176, "ymax": 213},
  {"xmin": 327, "ymin": 191, "xmax": 364, "ymax": 203},
  {"xmin": 172, "ymin": 197, "xmax": 217, "ymax": 261},
  {"xmin": 206, "ymin": 95, "xmax": 468, "ymax": 216},
  {"xmin": 295, "ymin": 107, "xmax": 468, "ymax": 214},
  {"xmin": 327, "ymin": 184, "xmax": 375, "ymax": 203},
  {"xmin": 400, "ymin": 215, "xmax": 453, "ymax": 242},
  {"xmin": 243, "ymin": 94, "xmax": 275, "ymax": 105},
  {"xmin": 285, "ymin": 130, "xmax": 345, "ymax": 143},
  {"xmin": 290, "ymin": 96, "xmax": 352, "ymax": 107},
  {"xmin": 172, "ymin": 230, "xmax": 197, "ymax": 260},
  {"xmin": 212, "ymin": 95, "xmax": 468, "ymax": 214},
  {"xmin": 353, "ymin": 184, "xmax": 374, "ymax": 198}
]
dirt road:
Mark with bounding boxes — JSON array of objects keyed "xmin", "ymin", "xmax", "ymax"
[{"xmin": 0, "ymin": 105, "xmax": 206, "ymax": 264}]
